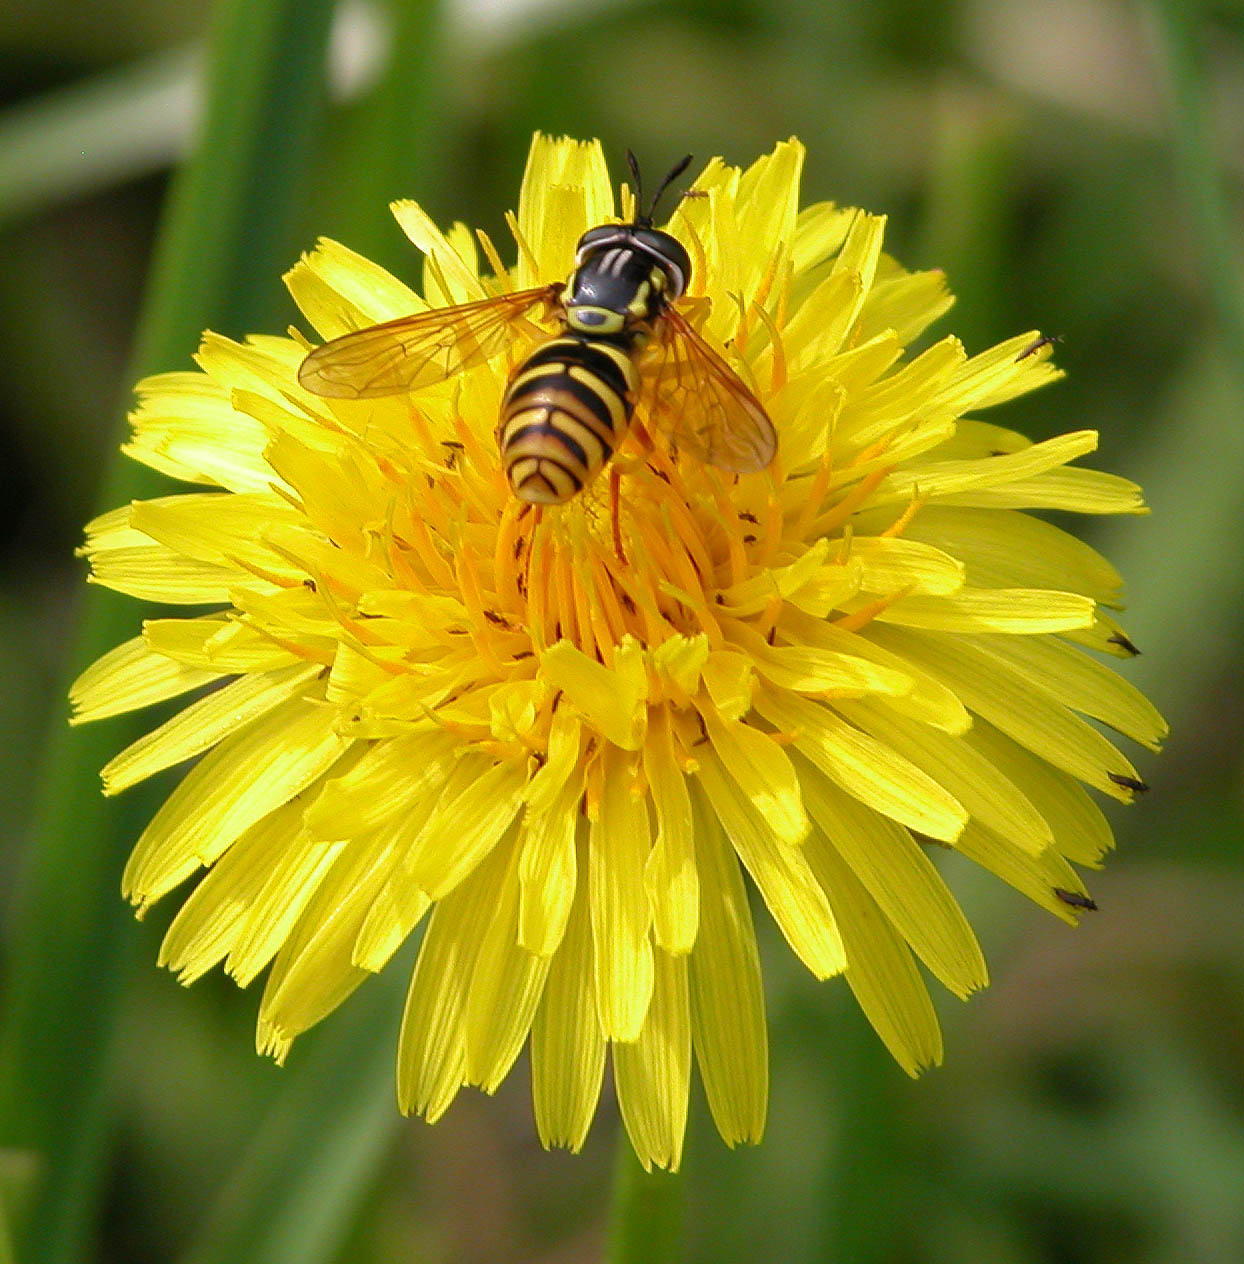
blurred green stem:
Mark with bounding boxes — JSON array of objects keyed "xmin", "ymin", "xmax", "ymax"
[
  {"xmin": 820, "ymin": 1016, "xmax": 906, "ymax": 1264},
  {"xmin": 0, "ymin": 1, "xmax": 336, "ymax": 1260},
  {"xmin": 1147, "ymin": 1, "xmax": 1244, "ymax": 376},
  {"xmin": 918, "ymin": 80, "xmax": 1018, "ymax": 352},
  {"xmin": 607, "ymin": 1132, "xmax": 686, "ymax": 1263},
  {"xmin": 332, "ymin": 0, "xmax": 447, "ymax": 271}
]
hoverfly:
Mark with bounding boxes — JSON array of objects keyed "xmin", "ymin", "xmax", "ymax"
[{"xmin": 297, "ymin": 154, "xmax": 777, "ymax": 505}]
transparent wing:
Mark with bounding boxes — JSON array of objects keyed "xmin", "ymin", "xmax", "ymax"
[
  {"xmin": 644, "ymin": 305, "xmax": 778, "ymax": 474},
  {"xmin": 297, "ymin": 286, "xmax": 557, "ymax": 399}
]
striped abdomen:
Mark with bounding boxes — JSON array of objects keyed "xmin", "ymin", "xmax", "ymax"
[{"xmin": 499, "ymin": 335, "xmax": 641, "ymax": 504}]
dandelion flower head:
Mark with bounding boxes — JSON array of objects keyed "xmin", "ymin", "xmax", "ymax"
[{"xmin": 73, "ymin": 134, "xmax": 1166, "ymax": 1171}]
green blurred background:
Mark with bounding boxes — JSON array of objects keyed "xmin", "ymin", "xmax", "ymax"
[{"xmin": 1, "ymin": 0, "xmax": 1242, "ymax": 1260}]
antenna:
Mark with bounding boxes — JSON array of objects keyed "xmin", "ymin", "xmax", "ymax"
[
  {"xmin": 626, "ymin": 152, "xmax": 694, "ymax": 225},
  {"xmin": 645, "ymin": 154, "xmax": 693, "ymax": 224},
  {"xmin": 626, "ymin": 149, "xmax": 644, "ymax": 224}
]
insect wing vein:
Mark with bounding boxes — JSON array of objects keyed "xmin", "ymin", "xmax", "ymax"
[
  {"xmin": 645, "ymin": 305, "xmax": 777, "ymax": 474},
  {"xmin": 297, "ymin": 286, "xmax": 556, "ymax": 399}
]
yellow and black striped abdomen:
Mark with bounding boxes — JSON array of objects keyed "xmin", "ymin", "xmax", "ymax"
[{"xmin": 499, "ymin": 335, "xmax": 640, "ymax": 504}]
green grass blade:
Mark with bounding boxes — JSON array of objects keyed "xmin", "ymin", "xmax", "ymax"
[
  {"xmin": 0, "ymin": 46, "xmax": 199, "ymax": 231},
  {"xmin": 326, "ymin": 0, "xmax": 449, "ymax": 273},
  {"xmin": 177, "ymin": 965, "xmax": 407, "ymax": 1264},
  {"xmin": 1147, "ymin": 0, "xmax": 1244, "ymax": 374},
  {"xmin": 1101, "ymin": 5, "xmax": 1244, "ymax": 718},
  {"xmin": 0, "ymin": 1, "xmax": 337, "ymax": 1260}
]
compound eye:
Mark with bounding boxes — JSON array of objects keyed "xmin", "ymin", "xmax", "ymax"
[
  {"xmin": 575, "ymin": 225, "xmax": 619, "ymax": 254},
  {"xmin": 634, "ymin": 228, "xmax": 692, "ymax": 297}
]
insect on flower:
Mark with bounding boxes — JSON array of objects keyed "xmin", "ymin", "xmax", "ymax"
[
  {"xmin": 297, "ymin": 153, "xmax": 778, "ymax": 506},
  {"xmin": 74, "ymin": 135, "xmax": 1168, "ymax": 1172}
]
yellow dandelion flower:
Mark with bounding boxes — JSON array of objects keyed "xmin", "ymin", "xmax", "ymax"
[{"xmin": 73, "ymin": 134, "xmax": 1165, "ymax": 1172}]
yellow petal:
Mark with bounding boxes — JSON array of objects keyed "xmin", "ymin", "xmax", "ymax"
[
  {"xmin": 838, "ymin": 336, "xmax": 964, "ymax": 448},
  {"xmin": 700, "ymin": 650, "xmax": 755, "ymax": 721},
  {"xmin": 516, "ymin": 133, "xmax": 612, "ymax": 286},
  {"xmin": 122, "ymin": 697, "xmax": 349, "ymax": 910},
  {"xmin": 964, "ymin": 633, "xmax": 1167, "ymax": 750},
  {"xmin": 701, "ymin": 710, "xmax": 809, "ymax": 848},
  {"xmin": 868, "ymin": 587, "xmax": 1096, "ymax": 635},
  {"xmin": 531, "ymin": 863, "xmax": 606, "ymax": 1153},
  {"xmin": 351, "ymin": 803, "xmax": 443, "ymax": 973},
  {"xmin": 87, "ymin": 543, "xmax": 250, "ymax": 604},
  {"xmin": 757, "ymin": 687, "xmax": 967, "ymax": 841},
  {"xmin": 589, "ymin": 747, "xmax": 653, "ymax": 1041},
  {"xmin": 779, "ymin": 608, "xmax": 970, "ymax": 733},
  {"xmin": 540, "ymin": 637, "xmax": 647, "ymax": 750},
  {"xmin": 158, "ymin": 796, "xmax": 316, "ymax": 984},
  {"xmin": 70, "ymin": 635, "xmax": 219, "ymax": 724},
  {"xmin": 465, "ymin": 845, "xmax": 551, "ymax": 1091},
  {"xmin": 642, "ymin": 711, "xmax": 698, "ymax": 955},
  {"xmin": 805, "ymin": 829, "xmax": 942, "ymax": 1075},
  {"xmin": 695, "ymin": 754, "xmax": 843, "ymax": 980},
  {"xmin": 304, "ymin": 728, "xmax": 459, "ymax": 840},
  {"xmin": 871, "ymin": 626, "xmax": 1146, "ymax": 801},
  {"xmin": 142, "ymin": 616, "xmax": 303, "ymax": 673},
  {"xmin": 286, "ymin": 237, "xmax": 422, "ymax": 338},
  {"xmin": 933, "ymin": 331, "xmax": 1064, "ymax": 413},
  {"xmin": 523, "ymin": 708, "xmax": 581, "ymax": 812},
  {"xmin": 397, "ymin": 842, "xmax": 511, "ymax": 1121},
  {"xmin": 938, "ymin": 465, "xmax": 1146, "ymax": 515},
  {"xmin": 102, "ymin": 664, "xmax": 321, "ymax": 795},
  {"xmin": 875, "ymin": 430, "xmax": 1098, "ymax": 505},
  {"xmin": 687, "ymin": 796, "xmax": 767, "ymax": 1146},
  {"xmin": 614, "ymin": 950, "xmax": 692, "ymax": 1172},
  {"xmin": 800, "ymin": 767, "xmax": 987, "ymax": 998},
  {"xmin": 731, "ymin": 620, "xmax": 913, "ymax": 698},
  {"xmin": 257, "ymin": 821, "xmax": 405, "ymax": 1043},
  {"xmin": 390, "ymin": 200, "xmax": 487, "ymax": 305},
  {"xmin": 854, "ymin": 267, "xmax": 955, "ymax": 347},
  {"xmin": 963, "ymin": 719, "xmax": 1115, "ymax": 865},
  {"xmin": 404, "ymin": 754, "xmax": 529, "ymax": 898},
  {"xmin": 891, "ymin": 506, "xmax": 1125, "ymax": 606},
  {"xmin": 517, "ymin": 777, "xmax": 580, "ymax": 957},
  {"xmin": 128, "ymin": 492, "xmax": 302, "ymax": 573},
  {"xmin": 954, "ymin": 820, "xmax": 1090, "ymax": 922},
  {"xmin": 124, "ymin": 370, "xmax": 274, "ymax": 491},
  {"xmin": 850, "ymin": 536, "xmax": 965, "ymax": 597},
  {"xmin": 790, "ymin": 200, "xmax": 855, "ymax": 275},
  {"xmin": 834, "ymin": 698, "xmax": 1053, "ymax": 854}
]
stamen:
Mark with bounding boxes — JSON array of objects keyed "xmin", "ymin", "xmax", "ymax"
[
  {"xmin": 803, "ymin": 466, "xmax": 891, "ymax": 540},
  {"xmin": 598, "ymin": 546, "xmax": 677, "ymax": 644},
  {"xmin": 880, "ymin": 494, "xmax": 926, "ymax": 539},
  {"xmin": 750, "ymin": 301, "xmax": 787, "ymax": 394},
  {"xmin": 830, "ymin": 587, "xmax": 912, "ymax": 633},
  {"xmin": 586, "ymin": 550, "xmax": 634, "ymax": 649},
  {"xmin": 699, "ymin": 493, "xmax": 749, "ymax": 590},
  {"xmin": 751, "ymin": 243, "xmax": 782, "ymax": 314},
  {"xmin": 405, "ymin": 510, "xmax": 457, "ymax": 590},
  {"xmin": 452, "ymin": 410, "xmax": 506, "ymax": 500},
  {"xmin": 793, "ymin": 453, "xmax": 836, "ymax": 539},
  {"xmin": 455, "ymin": 543, "xmax": 507, "ymax": 675},
  {"xmin": 754, "ymin": 593, "xmax": 784, "ymax": 644},
  {"xmin": 494, "ymin": 499, "xmax": 526, "ymax": 614},
  {"xmin": 474, "ymin": 228, "xmax": 512, "ymax": 291},
  {"xmin": 504, "ymin": 210, "xmax": 542, "ymax": 282},
  {"xmin": 774, "ymin": 257, "xmax": 793, "ymax": 330},
  {"xmin": 756, "ymin": 487, "xmax": 784, "ymax": 569},
  {"xmin": 551, "ymin": 534, "xmax": 580, "ymax": 647}
]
